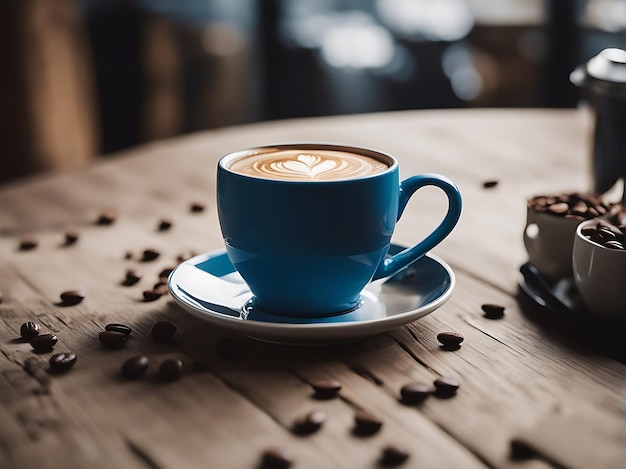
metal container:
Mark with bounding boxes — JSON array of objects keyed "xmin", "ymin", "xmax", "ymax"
[{"xmin": 570, "ymin": 48, "xmax": 626, "ymax": 205}]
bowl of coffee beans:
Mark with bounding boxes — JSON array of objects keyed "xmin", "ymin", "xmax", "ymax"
[
  {"xmin": 523, "ymin": 193, "xmax": 611, "ymax": 283},
  {"xmin": 573, "ymin": 209, "xmax": 626, "ymax": 316}
]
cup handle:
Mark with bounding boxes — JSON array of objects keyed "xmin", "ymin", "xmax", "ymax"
[{"xmin": 372, "ymin": 174, "xmax": 462, "ymax": 280}]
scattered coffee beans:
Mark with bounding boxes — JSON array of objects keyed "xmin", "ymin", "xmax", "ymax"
[
  {"xmin": 153, "ymin": 281, "xmax": 168, "ymax": 290},
  {"xmin": 143, "ymin": 289, "xmax": 165, "ymax": 302},
  {"xmin": 159, "ymin": 358, "xmax": 183, "ymax": 382},
  {"xmin": 528, "ymin": 193, "xmax": 609, "ymax": 220},
  {"xmin": 96, "ymin": 210, "xmax": 117, "ymax": 225},
  {"xmin": 20, "ymin": 321, "xmax": 40, "ymax": 340},
  {"xmin": 482, "ymin": 180, "xmax": 499, "ymax": 189},
  {"xmin": 105, "ymin": 323, "xmax": 132, "ymax": 335},
  {"xmin": 190, "ymin": 202, "xmax": 205, "ymax": 213},
  {"xmin": 381, "ymin": 444, "xmax": 410, "ymax": 466},
  {"xmin": 30, "ymin": 333, "xmax": 58, "ymax": 352},
  {"xmin": 510, "ymin": 438, "xmax": 537, "ymax": 460},
  {"xmin": 121, "ymin": 355, "xmax": 149, "ymax": 379},
  {"xmin": 158, "ymin": 219, "xmax": 173, "ymax": 231},
  {"xmin": 400, "ymin": 382, "xmax": 435, "ymax": 403},
  {"xmin": 354, "ymin": 410, "xmax": 383, "ymax": 436},
  {"xmin": 158, "ymin": 267, "xmax": 175, "ymax": 279},
  {"xmin": 98, "ymin": 331, "xmax": 128, "ymax": 349},
  {"xmin": 434, "ymin": 376, "xmax": 460, "ymax": 397},
  {"xmin": 260, "ymin": 447, "xmax": 294, "ymax": 469},
  {"xmin": 60, "ymin": 290, "xmax": 86, "ymax": 306},
  {"xmin": 482, "ymin": 303, "xmax": 505, "ymax": 319},
  {"xmin": 311, "ymin": 378, "xmax": 342, "ymax": 399},
  {"xmin": 293, "ymin": 410, "xmax": 326, "ymax": 435},
  {"xmin": 64, "ymin": 231, "xmax": 79, "ymax": 245},
  {"xmin": 580, "ymin": 219, "xmax": 625, "ymax": 250},
  {"xmin": 49, "ymin": 352, "xmax": 77, "ymax": 372},
  {"xmin": 19, "ymin": 238, "xmax": 38, "ymax": 251},
  {"xmin": 123, "ymin": 269, "xmax": 143, "ymax": 286},
  {"xmin": 141, "ymin": 248, "xmax": 161, "ymax": 262},
  {"xmin": 151, "ymin": 321, "xmax": 177, "ymax": 341},
  {"xmin": 437, "ymin": 331, "xmax": 464, "ymax": 350}
]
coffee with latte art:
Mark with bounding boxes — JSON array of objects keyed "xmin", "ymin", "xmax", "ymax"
[{"xmin": 227, "ymin": 148, "xmax": 389, "ymax": 181}]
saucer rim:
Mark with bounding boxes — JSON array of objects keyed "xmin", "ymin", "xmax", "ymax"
[{"xmin": 168, "ymin": 246, "xmax": 455, "ymax": 340}]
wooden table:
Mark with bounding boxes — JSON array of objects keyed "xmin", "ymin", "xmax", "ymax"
[{"xmin": 1, "ymin": 109, "xmax": 624, "ymax": 469}]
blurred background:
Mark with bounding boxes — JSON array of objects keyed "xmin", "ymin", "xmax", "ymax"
[{"xmin": 1, "ymin": 0, "xmax": 625, "ymax": 183}]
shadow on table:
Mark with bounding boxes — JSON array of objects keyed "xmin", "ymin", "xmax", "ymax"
[{"xmin": 516, "ymin": 287, "xmax": 626, "ymax": 365}]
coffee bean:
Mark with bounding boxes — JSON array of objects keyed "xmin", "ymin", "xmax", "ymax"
[
  {"xmin": 30, "ymin": 333, "xmax": 58, "ymax": 352},
  {"xmin": 260, "ymin": 447, "xmax": 294, "ymax": 469},
  {"xmin": 123, "ymin": 269, "xmax": 142, "ymax": 286},
  {"xmin": 96, "ymin": 210, "xmax": 117, "ymax": 225},
  {"xmin": 190, "ymin": 202, "xmax": 205, "ymax": 213},
  {"xmin": 583, "ymin": 220, "xmax": 626, "ymax": 250},
  {"xmin": 293, "ymin": 410, "xmax": 326, "ymax": 435},
  {"xmin": 528, "ymin": 193, "xmax": 610, "ymax": 220},
  {"xmin": 19, "ymin": 238, "xmax": 38, "ymax": 250},
  {"xmin": 481, "ymin": 303, "xmax": 505, "ymax": 319},
  {"xmin": 153, "ymin": 281, "xmax": 168, "ymax": 290},
  {"xmin": 159, "ymin": 358, "xmax": 183, "ymax": 382},
  {"xmin": 49, "ymin": 352, "xmax": 77, "ymax": 372},
  {"xmin": 158, "ymin": 219, "xmax": 172, "ymax": 231},
  {"xmin": 141, "ymin": 248, "xmax": 161, "ymax": 262},
  {"xmin": 400, "ymin": 382, "xmax": 435, "ymax": 403},
  {"xmin": 158, "ymin": 267, "xmax": 175, "ymax": 279},
  {"xmin": 311, "ymin": 378, "xmax": 342, "ymax": 399},
  {"xmin": 124, "ymin": 251, "xmax": 133, "ymax": 260},
  {"xmin": 354, "ymin": 410, "xmax": 383, "ymax": 435},
  {"xmin": 151, "ymin": 321, "xmax": 177, "ymax": 341},
  {"xmin": 60, "ymin": 290, "xmax": 85, "ymax": 306},
  {"xmin": 604, "ymin": 240, "xmax": 624, "ymax": 250},
  {"xmin": 64, "ymin": 231, "xmax": 79, "ymax": 245},
  {"xmin": 143, "ymin": 289, "xmax": 164, "ymax": 302},
  {"xmin": 482, "ymin": 180, "xmax": 499, "ymax": 188},
  {"xmin": 176, "ymin": 251, "xmax": 197, "ymax": 262},
  {"xmin": 510, "ymin": 438, "xmax": 537, "ymax": 460},
  {"xmin": 20, "ymin": 321, "xmax": 40, "ymax": 340},
  {"xmin": 381, "ymin": 444, "xmax": 410, "ymax": 466},
  {"xmin": 98, "ymin": 331, "xmax": 128, "ymax": 349},
  {"xmin": 434, "ymin": 376, "xmax": 460, "ymax": 397},
  {"xmin": 121, "ymin": 355, "xmax": 149, "ymax": 379},
  {"xmin": 437, "ymin": 331, "xmax": 464, "ymax": 350},
  {"xmin": 105, "ymin": 323, "xmax": 132, "ymax": 335},
  {"xmin": 546, "ymin": 202, "xmax": 569, "ymax": 214}
]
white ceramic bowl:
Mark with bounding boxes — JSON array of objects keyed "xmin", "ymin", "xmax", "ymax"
[{"xmin": 573, "ymin": 219, "xmax": 626, "ymax": 316}]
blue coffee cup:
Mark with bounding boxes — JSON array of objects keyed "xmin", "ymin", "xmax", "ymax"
[{"xmin": 217, "ymin": 144, "xmax": 462, "ymax": 317}]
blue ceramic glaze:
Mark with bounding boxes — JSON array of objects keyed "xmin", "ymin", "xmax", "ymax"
[{"xmin": 217, "ymin": 144, "xmax": 461, "ymax": 316}]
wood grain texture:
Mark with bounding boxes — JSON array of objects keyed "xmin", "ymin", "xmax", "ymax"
[{"xmin": 0, "ymin": 109, "xmax": 624, "ymax": 469}]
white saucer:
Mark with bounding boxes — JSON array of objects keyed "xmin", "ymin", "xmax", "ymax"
[{"xmin": 168, "ymin": 244, "xmax": 455, "ymax": 344}]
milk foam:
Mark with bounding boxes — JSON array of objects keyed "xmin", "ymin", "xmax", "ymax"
[{"xmin": 228, "ymin": 149, "xmax": 388, "ymax": 181}]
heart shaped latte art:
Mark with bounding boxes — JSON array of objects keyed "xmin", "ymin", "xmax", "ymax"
[{"xmin": 276, "ymin": 154, "xmax": 344, "ymax": 178}]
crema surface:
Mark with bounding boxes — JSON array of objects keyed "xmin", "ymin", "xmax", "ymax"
[{"xmin": 227, "ymin": 149, "xmax": 389, "ymax": 181}]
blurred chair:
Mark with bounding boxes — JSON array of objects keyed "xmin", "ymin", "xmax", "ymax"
[{"xmin": 0, "ymin": 0, "xmax": 98, "ymax": 183}]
